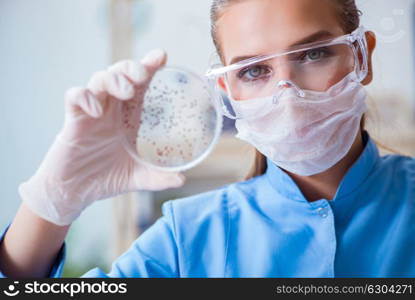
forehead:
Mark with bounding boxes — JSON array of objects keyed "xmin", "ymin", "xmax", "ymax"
[{"xmin": 216, "ymin": 0, "xmax": 346, "ymax": 65}]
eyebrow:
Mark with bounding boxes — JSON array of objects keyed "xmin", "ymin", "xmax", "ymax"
[{"xmin": 228, "ymin": 30, "xmax": 335, "ymax": 65}]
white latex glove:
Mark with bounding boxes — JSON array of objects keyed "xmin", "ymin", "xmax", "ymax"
[{"xmin": 19, "ymin": 49, "xmax": 186, "ymax": 226}]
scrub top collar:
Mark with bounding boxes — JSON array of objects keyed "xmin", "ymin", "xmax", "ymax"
[{"xmin": 264, "ymin": 130, "xmax": 380, "ymax": 203}]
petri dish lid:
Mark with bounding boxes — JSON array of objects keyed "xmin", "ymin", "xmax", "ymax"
[{"xmin": 122, "ymin": 66, "xmax": 223, "ymax": 172}]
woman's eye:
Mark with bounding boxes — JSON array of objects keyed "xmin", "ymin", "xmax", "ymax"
[
  {"xmin": 303, "ymin": 47, "xmax": 330, "ymax": 62},
  {"xmin": 238, "ymin": 65, "xmax": 270, "ymax": 81},
  {"xmin": 307, "ymin": 49, "xmax": 323, "ymax": 60}
]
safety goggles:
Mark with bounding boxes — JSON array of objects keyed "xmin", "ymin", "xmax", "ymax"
[{"xmin": 206, "ymin": 26, "xmax": 369, "ymax": 119}]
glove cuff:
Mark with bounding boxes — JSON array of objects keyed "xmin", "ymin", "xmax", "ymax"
[{"xmin": 18, "ymin": 179, "xmax": 83, "ymax": 226}]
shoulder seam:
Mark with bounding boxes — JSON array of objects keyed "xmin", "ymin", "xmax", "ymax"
[
  {"xmin": 223, "ymin": 191, "xmax": 231, "ymax": 277},
  {"xmin": 164, "ymin": 200, "xmax": 181, "ymax": 277}
]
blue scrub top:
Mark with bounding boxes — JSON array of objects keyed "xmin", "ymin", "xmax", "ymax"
[{"xmin": 1, "ymin": 131, "xmax": 414, "ymax": 278}]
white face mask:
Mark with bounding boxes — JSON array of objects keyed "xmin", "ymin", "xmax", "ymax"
[{"xmin": 231, "ymin": 72, "xmax": 368, "ymax": 176}]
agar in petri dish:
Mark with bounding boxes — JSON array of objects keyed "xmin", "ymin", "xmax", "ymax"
[{"xmin": 122, "ymin": 66, "xmax": 223, "ymax": 172}]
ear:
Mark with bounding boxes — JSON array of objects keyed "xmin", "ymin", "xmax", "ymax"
[{"xmin": 361, "ymin": 31, "xmax": 376, "ymax": 85}]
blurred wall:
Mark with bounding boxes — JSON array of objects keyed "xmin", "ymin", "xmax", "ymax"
[
  {"xmin": 357, "ymin": 0, "xmax": 415, "ymax": 154},
  {"xmin": 0, "ymin": 0, "xmax": 112, "ymax": 275},
  {"xmin": 357, "ymin": 0, "xmax": 415, "ymax": 103},
  {"xmin": 131, "ymin": 0, "xmax": 215, "ymax": 74}
]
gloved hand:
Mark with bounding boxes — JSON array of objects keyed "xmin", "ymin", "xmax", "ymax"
[{"xmin": 19, "ymin": 49, "xmax": 186, "ymax": 226}]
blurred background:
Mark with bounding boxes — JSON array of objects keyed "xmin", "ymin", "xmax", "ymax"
[{"xmin": 0, "ymin": 0, "xmax": 414, "ymax": 277}]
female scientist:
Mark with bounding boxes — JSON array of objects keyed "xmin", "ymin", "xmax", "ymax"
[{"xmin": 1, "ymin": 0, "xmax": 414, "ymax": 278}]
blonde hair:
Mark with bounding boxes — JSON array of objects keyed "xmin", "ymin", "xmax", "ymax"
[{"xmin": 210, "ymin": 0, "xmax": 362, "ymax": 59}]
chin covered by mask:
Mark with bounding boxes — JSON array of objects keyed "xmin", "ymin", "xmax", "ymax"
[{"xmin": 231, "ymin": 72, "xmax": 368, "ymax": 176}]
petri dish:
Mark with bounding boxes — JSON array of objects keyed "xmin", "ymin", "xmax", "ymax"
[{"xmin": 122, "ymin": 66, "xmax": 223, "ymax": 172}]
